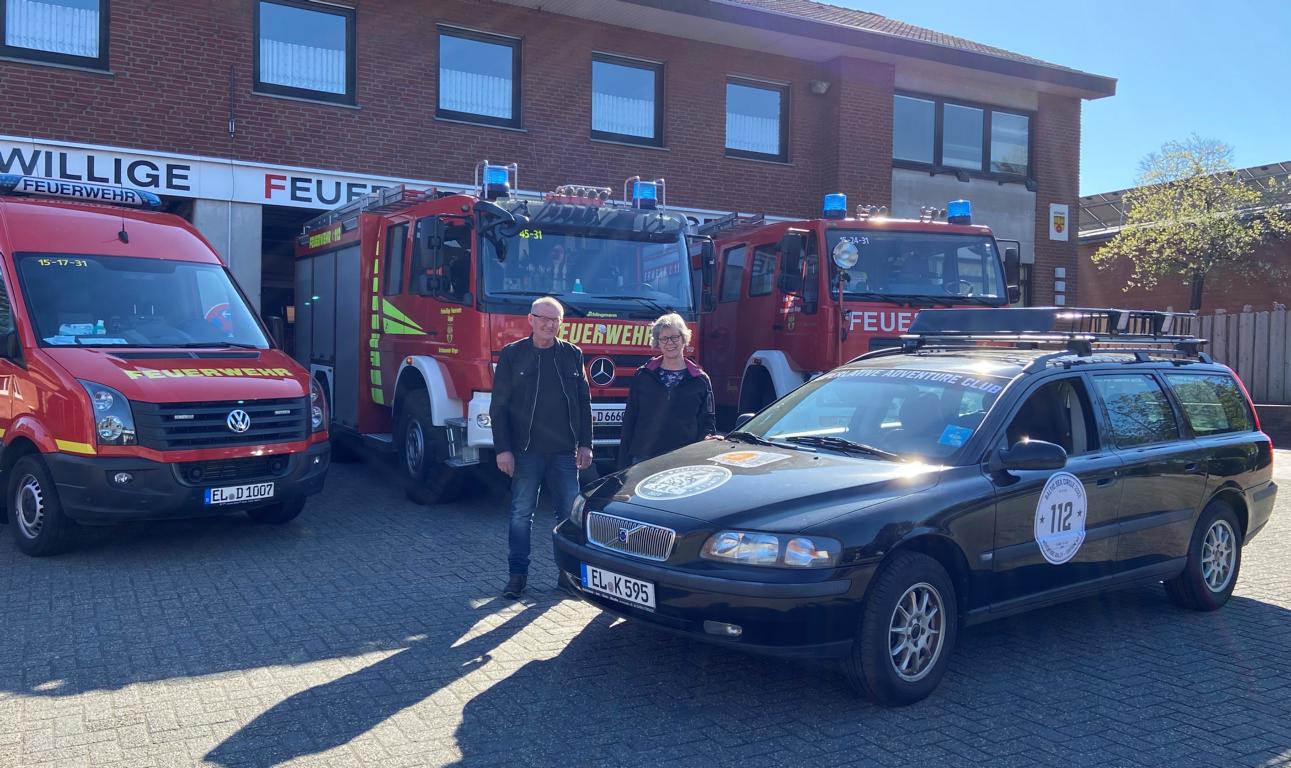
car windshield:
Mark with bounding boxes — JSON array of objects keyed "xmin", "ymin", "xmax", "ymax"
[
  {"xmin": 827, "ymin": 230, "xmax": 1007, "ymax": 303},
  {"xmin": 742, "ymin": 365, "xmax": 1013, "ymax": 461},
  {"xmin": 15, "ymin": 253, "xmax": 270, "ymax": 348}
]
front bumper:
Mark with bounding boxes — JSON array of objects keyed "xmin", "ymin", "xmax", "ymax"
[
  {"xmin": 46, "ymin": 441, "xmax": 330, "ymax": 522},
  {"xmin": 553, "ymin": 531, "xmax": 870, "ymax": 658}
]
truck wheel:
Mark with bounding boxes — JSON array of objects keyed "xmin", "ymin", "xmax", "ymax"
[
  {"xmin": 396, "ymin": 390, "xmax": 461, "ymax": 505},
  {"xmin": 843, "ymin": 551, "xmax": 957, "ymax": 706},
  {"xmin": 7, "ymin": 454, "xmax": 75, "ymax": 557},
  {"xmin": 246, "ymin": 497, "xmax": 305, "ymax": 524},
  {"xmin": 1164, "ymin": 499, "xmax": 1241, "ymax": 611}
]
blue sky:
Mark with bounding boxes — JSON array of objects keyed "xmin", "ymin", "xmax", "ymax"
[{"xmin": 834, "ymin": 0, "xmax": 1291, "ymax": 195}]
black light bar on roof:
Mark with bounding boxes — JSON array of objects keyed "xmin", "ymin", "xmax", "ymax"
[{"xmin": 902, "ymin": 307, "xmax": 1206, "ymax": 357}]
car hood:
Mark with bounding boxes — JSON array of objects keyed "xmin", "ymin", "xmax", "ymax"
[
  {"xmin": 588, "ymin": 440, "xmax": 943, "ymax": 532},
  {"xmin": 42, "ymin": 347, "xmax": 308, "ymax": 402}
]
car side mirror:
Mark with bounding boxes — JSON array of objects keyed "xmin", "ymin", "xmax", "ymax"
[
  {"xmin": 733, "ymin": 412, "xmax": 755, "ymax": 430},
  {"xmin": 778, "ymin": 231, "xmax": 806, "ymax": 277},
  {"xmin": 990, "ymin": 439, "xmax": 1067, "ymax": 473},
  {"xmin": 1, "ymin": 328, "xmax": 21, "ymax": 361},
  {"xmin": 1008, "ymin": 285, "xmax": 1021, "ymax": 304}
]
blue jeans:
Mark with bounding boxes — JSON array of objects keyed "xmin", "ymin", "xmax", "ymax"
[{"xmin": 507, "ymin": 450, "xmax": 579, "ymax": 576}]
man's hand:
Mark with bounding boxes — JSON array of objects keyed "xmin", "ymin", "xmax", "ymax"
[
  {"xmin": 576, "ymin": 447, "xmax": 593, "ymax": 471},
  {"xmin": 497, "ymin": 451, "xmax": 516, "ymax": 477}
]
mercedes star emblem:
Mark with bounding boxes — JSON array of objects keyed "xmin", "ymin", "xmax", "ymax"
[
  {"xmin": 226, "ymin": 409, "xmax": 252, "ymax": 433},
  {"xmin": 589, "ymin": 357, "xmax": 616, "ymax": 387}
]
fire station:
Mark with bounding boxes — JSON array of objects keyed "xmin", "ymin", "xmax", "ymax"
[{"xmin": 0, "ymin": 0, "xmax": 1115, "ymax": 330}]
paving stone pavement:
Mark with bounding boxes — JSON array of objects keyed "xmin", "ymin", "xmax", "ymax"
[{"xmin": 1, "ymin": 452, "xmax": 1290, "ymax": 768}]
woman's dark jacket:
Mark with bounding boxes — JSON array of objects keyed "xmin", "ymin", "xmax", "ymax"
[{"xmin": 617, "ymin": 357, "xmax": 716, "ymax": 468}]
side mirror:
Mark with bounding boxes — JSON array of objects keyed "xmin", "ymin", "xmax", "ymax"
[
  {"xmin": 1001, "ymin": 243, "xmax": 1021, "ymax": 296},
  {"xmin": 990, "ymin": 439, "xmax": 1067, "ymax": 473},
  {"xmin": 1008, "ymin": 285, "xmax": 1022, "ymax": 304},
  {"xmin": 778, "ymin": 273, "xmax": 802, "ymax": 294},
  {"xmin": 778, "ymin": 231, "xmax": 806, "ymax": 277},
  {"xmin": 1, "ymin": 329, "xmax": 21, "ymax": 361},
  {"xmin": 733, "ymin": 412, "xmax": 755, "ymax": 430},
  {"xmin": 420, "ymin": 217, "xmax": 445, "ymax": 250},
  {"xmin": 417, "ymin": 274, "xmax": 442, "ymax": 295}
]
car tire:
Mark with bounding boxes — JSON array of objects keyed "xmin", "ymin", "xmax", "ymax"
[
  {"xmin": 7, "ymin": 454, "xmax": 75, "ymax": 557},
  {"xmin": 246, "ymin": 497, "xmax": 305, "ymax": 524},
  {"xmin": 1164, "ymin": 499, "xmax": 1242, "ymax": 611},
  {"xmin": 396, "ymin": 390, "xmax": 461, "ymax": 505},
  {"xmin": 844, "ymin": 551, "xmax": 957, "ymax": 706}
]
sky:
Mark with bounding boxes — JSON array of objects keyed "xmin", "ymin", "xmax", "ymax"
[{"xmin": 833, "ymin": 0, "xmax": 1291, "ymax": 196}]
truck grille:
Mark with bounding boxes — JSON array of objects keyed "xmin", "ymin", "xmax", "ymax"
[
  {"xmin": 134, "ymin": 398, "xmax": 308, "ymax": 450},
  {"xmin": 586, "ymin": 511, "xmax": 676, "ymax": 562}
]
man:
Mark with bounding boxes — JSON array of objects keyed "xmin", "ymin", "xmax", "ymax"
[{"xmin": 489, "ymin": 296, "xmax": 593, "ymax": 598}]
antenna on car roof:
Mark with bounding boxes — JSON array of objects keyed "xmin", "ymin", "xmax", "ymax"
[{"xmin": 118, "ymin": 208, "xmax": 129, "ymax": 243}]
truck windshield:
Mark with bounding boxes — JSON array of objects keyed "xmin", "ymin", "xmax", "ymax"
[
  {"xmin": 826, "ymin": 230, "xmax": 1007, "ymax": 304},
  {"xmin": 481, "ymin": 226, "xmax": 695, "ymax": 318},
  {"xmin": 15, "ymin": 253, "xmax": 270, "ymax": 348}
]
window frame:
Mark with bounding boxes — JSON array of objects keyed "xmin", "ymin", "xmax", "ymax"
[
  {"xmin": 719, "ymin": 244, "xmax": 747, "ymax": 303},
  {"xmin": 724, "ymin": 77, "xmax": 790, "ymax": 163},
  {"xmin": 436, "ymin": 25, "xmax": 522, "ymax": 129},
  {"xmin": 1089, "ymin": 371, "xmax": 1184, "ymax": 449},
  {"xmin": 996, "ymin": 374, "xmax": 1103, "ymax": 457},
  {"xmin": 747, "ymin": 244, "xmax": 776, "ymax": 297},
  {"xmin": 0, "ymin": 0, "xmax": 110, "ymax": 70},
  {"xmin": 253, "ymin": 0, "xmax": 356, "ymax": 105},
  {"xmin": 590, "ymin": 52, "xmax": 664, "ymax": 147},
  {"xmin": 383, "ymin": 222, "xmax": 409, "ymax": 296},
  {"xmin": 892, "ymin": 90, "xmax": 1034, "ymax": 182}
]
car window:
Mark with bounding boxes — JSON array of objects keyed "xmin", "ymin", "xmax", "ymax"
[
  {"xmin": 1005, "ymin": 378, "xmax": 1098, "ymax": 455},
  {"xmin": 749, "ymin": 245, "xmax": 776, "ymax": 297},
  {"xmin": 1163, "ymin": 373, "xmax": 1253, "ymax": 436},
  {"xmin": 719, "ymin": 245, "xmax": 746, "ymax": 303},
  {"xmin": 1092, "ymin": 374, "xmax": 1180, "ymax": 447}
]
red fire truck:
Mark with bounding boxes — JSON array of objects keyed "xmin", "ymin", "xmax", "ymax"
[
  {"xmin": 294, "ymin": 163, "xmax": 711, "ymax": 503},
  {"xmin": 699, "ymin": 195, "xmax": 1020, "ymax": 423}
]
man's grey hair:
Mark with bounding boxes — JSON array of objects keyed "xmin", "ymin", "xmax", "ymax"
[{"xmin": 531, "ymin": 296, "xmax": 565, "ymax": 318}]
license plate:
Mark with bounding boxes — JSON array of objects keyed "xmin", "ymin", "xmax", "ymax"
[
  {"xmin": 581, "ymin": 563, "xmax": 655, "ymax": 611},
  {"xmin": 204, "ymin": 482, "xmax": 275, "ymax": 506},
  {"xmin": 592, "ymin": 406, "xmax": 625, "ymax": 425}
]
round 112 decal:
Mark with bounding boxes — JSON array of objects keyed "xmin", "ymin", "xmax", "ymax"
[{"xmin": 1034, "ymin": 471, "xmax": 1087, "ymax": 565}]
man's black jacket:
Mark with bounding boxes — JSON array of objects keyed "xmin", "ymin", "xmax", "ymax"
[
  {"xmin": 490, "ymin": 336, "xmax": 592, "ymax": 454},
  {"xmin": 618, "ymin": 357, "xmax": 716, "ymax": 468}
]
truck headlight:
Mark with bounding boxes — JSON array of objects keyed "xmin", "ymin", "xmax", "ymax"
[
  {"xmin": 701, "ymin": 531, "xmax": 840, "ymax": 568},
  {"xmin": 79, "ymin": 381, "xmax": 136, "ymax": 446},
  {"xmin": 310, "ymin": 378, "xmax": 327, "ymax": 433}
]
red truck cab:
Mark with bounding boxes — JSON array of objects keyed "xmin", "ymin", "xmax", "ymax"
[{"xmin": 0, "ymin": 175, "xmax": 329, "ymax": 556}]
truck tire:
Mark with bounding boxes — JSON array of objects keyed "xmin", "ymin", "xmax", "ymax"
[
  {"xmin": 396, "ymin": 389, "xmax": 461, "ymax": 505},
  {"xmin": 7, "ymin": 454, "xmax": 75, "ymax": 557},
  {"xmin": 246, "ymin": 497, "xmax": 305, "ymax": 524}
]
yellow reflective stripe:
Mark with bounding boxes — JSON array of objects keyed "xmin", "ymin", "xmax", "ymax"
[
  {"xmin": 380, "ymin": 300, "xmax": 424, "ymax": 332},
  {"xmin": 56, "ymin": 440, "xmax": 96, "ymax": 455},
  {"xmin": 0, "ymin": 427, "xmax": 6, "ymax": 438},
  {"xmin": 371, "ymin": 389, "xmax": 385, "ymax": 405}
]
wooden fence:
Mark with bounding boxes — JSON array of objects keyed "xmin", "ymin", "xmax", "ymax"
[{"xmin": 1198, "ymin": 305, "xmax": 1291, "ymax": 404}]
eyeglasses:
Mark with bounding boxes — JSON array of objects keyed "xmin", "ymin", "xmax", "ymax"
[
  {"xmin": 658, "ymin": 334, "xmax": 684, "ymax": 345},
  {"xmin": 530, "ymin": 313, "xmax": 562, "ymax": 325}
]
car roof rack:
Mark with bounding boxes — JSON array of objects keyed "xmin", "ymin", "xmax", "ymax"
[
  {"xmin": 301, "ymin": 184, "xmax": 439, "ymax": 232},
  {"xmin": 894, "ymin": 307, "xmax": 1211, "ymax": 364}
]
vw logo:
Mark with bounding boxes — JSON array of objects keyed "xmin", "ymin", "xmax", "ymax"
[
  {"xmin": 226, "ymin": 409, "xmax": 251, "ymax": 433},
  {"xmin": 589, "ymin": 357, "xmax": 616, "ymax": 387}
]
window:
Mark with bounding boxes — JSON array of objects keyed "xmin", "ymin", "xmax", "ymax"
[
  {"xmin": 438, "ymin": 27, "xmax": 520, "ymax": 128},
  {"xmin": 255, "ymin": 0, "xmax": 355, "ymax": 104},
  {"xmin": 892, "ymin": 93, "xmax": 1032, "ymax": 179},
  {"xmin": 1006, "ymin": 379, "xmax": 1098, "ymax": 455},
  {"xmin": 748, "ymin": 245, "xmax": 775, "ymax": 297},
  {"xmin": 726, "ymin": 79, "xmax": 788, "ymax": 162},
  {"xmin": 592, "ymin": 55, "xmax": 662, "ymax": 146},
  {"xmin": 384, "ymin": 223, "xmax": 408, "ymax": 296},
  {"xmin": 719, "ymin": 246, "xmax": 747, "ymax": 303},
  {"xmin": 1, "ymin": 0, "xmax": 107, "ymax": 69},
  {"xmin": 0, "ymin": 266, "xmax": 13, "ymax": 334},
  {"xmin": 1163, "ymin": 374, "xmax": 1253, "ymax": 436},
  {"xmin": 1093, "ymin": 374, "xmax": 1180, "ymax": 447}
]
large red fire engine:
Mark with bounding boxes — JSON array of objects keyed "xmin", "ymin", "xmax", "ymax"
[
  {"xmin": 294, "ymin": 163, "xmax": 711, "ymax": 502},
  {"xmin": 698, "ymin": 195, "xmax": 1020, "ymax": 423}
]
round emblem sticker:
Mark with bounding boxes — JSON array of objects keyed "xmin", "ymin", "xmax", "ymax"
[
  {"xmin": 635, "ymin": 465, "xmax": 732, "ymax": 501},
  {"xmin": 1034, "ymin": 471, "xmax": 1087, "ymax": 565}
]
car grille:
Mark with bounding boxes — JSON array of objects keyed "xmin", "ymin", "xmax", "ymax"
[
  {"xmin": 134, "ymin": 398, "xmax": 308, "ymax": 450},
  {"xmin": 174, "ymin": 456, "xmax": 288, "ymax": 486},
  {"xmin": 586, "ymin": 511, "xmax": 676, "ymax": 562}
]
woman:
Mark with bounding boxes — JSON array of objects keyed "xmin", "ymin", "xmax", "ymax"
[{"xmin": 618, "ymin": 313, "xmax": 717, "ymax": 468}]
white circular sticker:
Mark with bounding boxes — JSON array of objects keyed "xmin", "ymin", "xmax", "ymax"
[
  {"xmin": 635, "ymin": 465, "xmax": 732, "ymax": 501},
  {"xmin": 1034, "ymin": 471, "xmax": 1087, "ymax": 565}
]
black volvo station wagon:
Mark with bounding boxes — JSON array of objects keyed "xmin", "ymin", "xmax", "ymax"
[{"xmin": 553, "ymin": 308, "xmax": 1278, "ymax": 705}]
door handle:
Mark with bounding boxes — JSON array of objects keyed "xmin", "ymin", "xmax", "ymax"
[
  {"xmin": 1183, "ymin": 463, "xmax": 1203, "ymax": 475},
  {"xmin": 1096, "ymin": 477, "xmax": 1115, "ymax": 487}
]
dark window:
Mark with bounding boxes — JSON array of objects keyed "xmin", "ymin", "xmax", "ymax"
[
  {"xmin": 438, "ymin": 27, "xmax": 520, "ymax": 128},
  {"xmin": 990, "ymin": 111, "xmax": 1030, "ymax": 175},
  {"xmin": 719, "ymin": 245, "xmax": 746, "ymax": 303},
  {"xmin": 255, "ymin": 0, "xmax": 355, "ymax": 104},
  {"xmin": 748, "ymin": 245, "xmax": 775, "ymax": 297},
  {"xmin": 383, "ymin": 223, "xmax": 408, "ymax": 296},
  {"xmin": 1, "ymin": 0, "xmax": 108, "ymax": 69},
  {"xmin": 892, "ymin": 93, "xmax": 1032, "ymax": 179},
  {"xmin": 592, "ymin": 54, "xmax": 662, "ymax": 146},
  {"xmin": 0, "ymin": 266, "xmax": 13, "ymax": 333},
  {"xmin": 893, "ymin": 95, "xmax": 934, "ymax": 164},
  {"xmin": 1093, "ymin": 374, "xmax": 1181, "ymax": 447},
  {"xmin": 726, "ymin": 79, "xmax": 789, "ymax": 162},
  {"xmin": 1006, "ymin": 379, "xmax": 1099, "ymax": 455},
  {"xmin": 1163, "ymin": 374, "xmax": 1253, "ymax": 436},
  {"xmin": 801, "ymin": 234, "xmax": 819, "ymax": 314}
]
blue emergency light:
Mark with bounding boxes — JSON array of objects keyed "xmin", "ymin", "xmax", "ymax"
[
  {"xmin": 947, "ymin": 199, "xmax": 972, "ymax": 225},
  {"xmin": 482, "ymin": 164, "xmax": 511, "ymax": 200},
  {"xmin": 0, "ymin": 173, "xmax": 162, "ymax": 208},
  {"xmin": 823, "ymin": 193, "xmax": 846, "ymax": 219},
  {"xmin": 633, "ymin": 180, "xmax": 658, "ymax": 209}
]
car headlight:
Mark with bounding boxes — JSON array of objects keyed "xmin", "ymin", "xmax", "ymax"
[
  {"xmin": 701, "ymin": 530, "xmax": 840, "ymax": 568},
  {"xmin": 79, "ymin": 380, "xmax": 136, "ymax": 446},
  {"xmin": 569, "ymin": 494, "xmax": 587, "ymax": 527},
  {"xmin": 310, "ymin": 377, "xmax": 327, "ymax": 433}
]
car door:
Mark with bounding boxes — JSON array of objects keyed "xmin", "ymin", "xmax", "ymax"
[
  {"xmin": 988, "ymin": 373, "xmax": 1125, "ymax": 609},
  {"xmin": 1090, "ymin": 371, "xmax": 1208, "ymax": 572}
]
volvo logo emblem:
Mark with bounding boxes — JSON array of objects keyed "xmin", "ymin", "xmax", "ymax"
[
  {"xmin": 589, "ymin": 357, "xmax": 616, "ymax": 387},
  {"xmin": 226, "ymin": 409, "xmax": 251, "ymax": 433},
  {"xmin": 617, "ymin": 524, "xmax": 643, "ymax": 543}
]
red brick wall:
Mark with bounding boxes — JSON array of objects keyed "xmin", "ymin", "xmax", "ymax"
[{"xmin": 1031, "ymin": 92, "xmax": 1082, "ymax": 306}]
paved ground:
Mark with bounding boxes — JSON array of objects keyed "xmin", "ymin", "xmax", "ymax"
[{"xmin": 2, "ymin": 452, "xmax": 1290, "ymax": 768}]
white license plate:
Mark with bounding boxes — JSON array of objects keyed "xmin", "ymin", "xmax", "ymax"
[
  {"xmin": 581, "ymin": 563, "xmax": 655, "ymax": 611},
  {"xmin": 204, "ymin": 482, "xmax": 275, "ymax": 506},
  {"xmin": 592, "ymin": 406, "xmax": 625, "ymax": 425}
]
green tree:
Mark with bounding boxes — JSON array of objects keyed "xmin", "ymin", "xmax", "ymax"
[{"xmin": 1091, "ymin": 136, "xmax": 1291, "ymax": 310}]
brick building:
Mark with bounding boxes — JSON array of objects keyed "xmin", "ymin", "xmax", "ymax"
[{"xmin": 0, "ymin": 0, "xmax": 1114, "ymax": 321}]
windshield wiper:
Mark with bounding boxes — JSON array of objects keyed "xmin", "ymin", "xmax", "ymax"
[
  {"xmin": 780, "ymin": 435, "xmax": 902, "ymax": 461},
  {"xmin": 725, "ymin": 430, "xmax": 797, "ymax": 450},
  {"xmin": 169, "ymin": 341, "xmax": 263, "ymax": 350},
  {"xmin": 489, "ymin": 290, "xmax": 587, "ymax": 317},
  {"xmin": 598, "ymin": 295, "xmax": 674, "ymax": 317}
]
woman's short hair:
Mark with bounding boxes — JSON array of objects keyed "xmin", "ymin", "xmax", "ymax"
[{"xmin": 650, "ymin": 312, "xmax": 691, "ymax": 349}]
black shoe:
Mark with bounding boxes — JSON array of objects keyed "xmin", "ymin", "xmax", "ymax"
[{"xmin": 502, "ymin": 574, "xmax": 527, "ymax": 599}]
